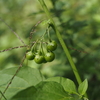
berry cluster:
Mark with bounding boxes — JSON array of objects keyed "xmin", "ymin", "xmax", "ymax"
[{"xmin": 26, "ymin": 40, "xmax": 57, "ymax": 64}]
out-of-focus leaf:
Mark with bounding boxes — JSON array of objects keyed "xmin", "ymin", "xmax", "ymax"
[
  {"xmin": 11, "ymin": 81, "xmax": 75, "ymax": 100},
  {"xmin": 0, "ymin": 66, "xmax": 45, "ymax": 100}
]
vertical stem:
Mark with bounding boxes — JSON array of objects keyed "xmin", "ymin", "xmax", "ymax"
[{"xmin": 38, "ymin": 0, "xmax": 82, "ymax": 85}]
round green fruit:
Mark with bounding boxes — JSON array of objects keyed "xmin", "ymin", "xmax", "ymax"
[
  {"xmin": 45, "ymin": 52, "xmax": 55, "ymax": 62},
  {"xmin": 34, "ymin": 54, "xmax": 45, "ymax": 64},
  {"xmin": 26, "ymin": 51, "xmax": 35, "ymax": 60},
  {"xmin": 47, "ymin": 41, "xmax": 57, "ymax": 51}
]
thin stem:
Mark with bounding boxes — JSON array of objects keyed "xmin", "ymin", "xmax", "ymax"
[
  {"xmin": 29, "ymin": 20, "xmax": 44, "ymax": 43},
  {"xmin": 0, "ymin": 42, "xmax": 47, "ymax": 53},
  {"xmin": 0, "ymin": 55, "xmax": 26, "ymax": 99},
  {"xmin": 0, "ymin": 91, "xmax": 7, "ymax": 100},
  {"xmin": 0, "ymin": 17, "xmax": 26, "ymax": 46},
  {"xmin": 0, "ymin": 46, "xmax": 27, "ymax": 53},
  {"xmin": 47, "ymin": 26, "xmax": 51, "ymax": 42},
  {"xmin": 38, "ymin": 0, "xmax": 88, "ymax": 97},
  {"xmin": 31, "ymin": 30, "xmax": 47, "ymax": 52}
]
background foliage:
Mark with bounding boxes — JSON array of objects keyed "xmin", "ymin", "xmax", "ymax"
[{"xmin": 0, "ymin": 0, "xmax": 100, "ymax": 100}]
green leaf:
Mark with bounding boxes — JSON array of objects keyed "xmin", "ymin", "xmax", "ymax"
[
  {"xmin": 78, "ymin": 79, "xmax": 88, "ymax": 95},
  {"xmin": 0, "ymin": 66, "xmax": 45, "ymax": 100},
  {"xmin": 11, "ymin": 81, "xmax": 75, "ymax": 100},
  {"xmin": 45, "ymin": 77, "xmax": 77, "ymax": 94},
  {"xmin": 11, "ymin": 86, "xmax": 37, "ymax": 100}
]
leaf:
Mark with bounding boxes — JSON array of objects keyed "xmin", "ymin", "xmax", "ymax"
[
  {"xmin": 11, "ymin": 81, "xmax": 75, "ymax": 100},
  {"xmin": 0, "ymin": 66, "xmax": 45, "ymax": 100},
  {"xmin": 45, "ymin": 77, "xmax": 77, "ymax": 94},
  {"xmin": 78, "ymin": 79, "xmax": 88, "ymax": 95},
  {"xmin": 11, "ymin": 86, "xmax": 37, "ymax": 100}
]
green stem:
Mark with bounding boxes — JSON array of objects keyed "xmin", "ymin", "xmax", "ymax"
[
  {"xmin": 31, "ymin": 30, "xmax": 47, "ymax": 52},
  {"xmin": 38, "ymin": 0, "xmax": 81, "ymax": 84},
  {"xmin": 47, "ymin": 26, "xmax": 51, "ymax": 42},
  {"xmin": 38, "ymin": 0, "xmax": 88, "ymax": 97}
]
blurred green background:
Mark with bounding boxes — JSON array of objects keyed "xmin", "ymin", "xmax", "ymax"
[{"xmin": 0, "ymin": 0, "xmax": 100, "ymax": 100}]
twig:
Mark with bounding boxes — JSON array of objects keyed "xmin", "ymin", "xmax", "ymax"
[
  {"xmin": 0, "ymin": 45, "xmax": 27, "ymax": 53},
  {"xmin": 0, "ymin": 91, "xmax": 7, "ymax": 100},
  {"xmin": 0, "ymin": 17, "xmax": 26, "ymax": 46},
  {"xmin": 0, "ymin": 42, "xmax": 47, "ymax": 53},
  {"xmin": 29, "ymin": 20, "xmax": 44, "ymax": 40},
  {"xmin": 0, "ymin": 55, "xmax": 26, "ymax": 99},
  {"xmin": 67, "ymin": 46, "xmax": 88, "ymax": 54}
]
